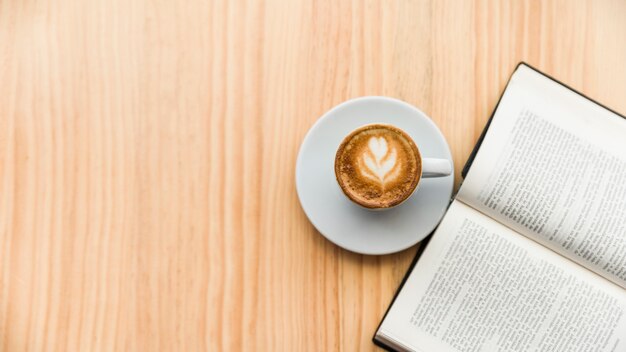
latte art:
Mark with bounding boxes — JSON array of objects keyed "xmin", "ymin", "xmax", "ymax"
[
  {"xmin": 360, "ymin": 137, "xmax": 401, "ymax": 187},
  {"xmin": 335, "ymin": 124, "xmax": 422, "ymax": 209}
]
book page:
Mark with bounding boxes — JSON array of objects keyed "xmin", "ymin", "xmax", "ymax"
[
  {"xmin": 458, "ymin": 65, "xmax": 626, "ymax": 288},
  {"xmin": 377, "ymin": 201, "xmax": 626, "ymax": 352}
]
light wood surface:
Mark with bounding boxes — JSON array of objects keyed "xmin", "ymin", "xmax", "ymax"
[{"xmin": 1, "ymin": 0, "xmax": 625, "ymax": 350}]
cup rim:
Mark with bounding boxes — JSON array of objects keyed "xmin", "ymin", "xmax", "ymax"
[{"xmin": 334, "ymin": 123, "xmax": 422, "ymax": 210}]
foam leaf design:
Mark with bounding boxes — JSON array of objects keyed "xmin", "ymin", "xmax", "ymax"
[
  {"xmin": 361, "ymin": 136, "xmax": 398, "ymax": 185},
  {"xmin": 368, "ymin": 137, "xmax": 388, "ymax": 162}
]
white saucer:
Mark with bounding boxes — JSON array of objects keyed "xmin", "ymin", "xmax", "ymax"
[{"xmin": 295, "ymin": 97, "xmax": 454, "ymax": 255}]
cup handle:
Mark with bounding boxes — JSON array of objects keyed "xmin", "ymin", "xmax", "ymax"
[{"xmin": 422, "ymin": 158, "xmax": 452, "ymax": 178}]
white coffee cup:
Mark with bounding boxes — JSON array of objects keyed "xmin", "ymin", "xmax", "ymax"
[{"xmin": 334, "ymin": 123, "xmax": 452, "ymax": 210}]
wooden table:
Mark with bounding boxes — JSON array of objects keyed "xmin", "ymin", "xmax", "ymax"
[{"xmin": 1, "ymin": 0, "xmax": 625, "ymax": 350}]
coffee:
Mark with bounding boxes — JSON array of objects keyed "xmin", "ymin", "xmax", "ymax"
[{"xmin": 335, "ymin": 124, "xmax": 421, "ymax": 209}]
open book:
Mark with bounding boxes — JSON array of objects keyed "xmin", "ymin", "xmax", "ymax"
[{"xmin": 375, "ymin": 64, "xmax": 626, "ymax": 352}]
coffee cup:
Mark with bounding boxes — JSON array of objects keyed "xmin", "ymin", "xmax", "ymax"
[{"xmin": 334, "ymin": 123, "xmax": 451, "ymax": 210}]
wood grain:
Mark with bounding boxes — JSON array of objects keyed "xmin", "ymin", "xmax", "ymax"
[{"xmin": 1, "ymin": 0, "xmax": 625, "ymax": 350}]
